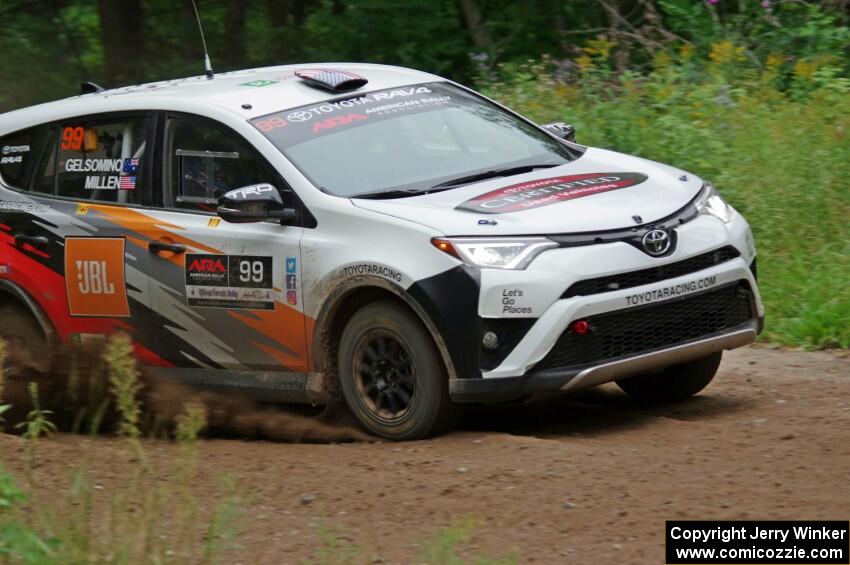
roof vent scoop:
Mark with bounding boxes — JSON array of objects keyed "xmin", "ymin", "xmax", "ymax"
[
  {"xmin": 80, "ymin": 82, "xmax": 106, "ymax": 95},
  {"xmin": 295, "ymin": 69, "xmax": 368, "ymax": 92}
]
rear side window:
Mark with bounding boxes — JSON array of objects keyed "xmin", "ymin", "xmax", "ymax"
[
  {"xmin": 0, "ymin": 126, "xmax": 44, "ymax": 189},
  {"xmin": 32, "ymin": 129, "xmax": 59, "ymax": 194},
  {"xmin": 45, "ymin": 116, "xmax": 149, "ymax": 204},
  {"xmin": 166, "ymin": 116, "xmax": 276, "ymax": 211}
]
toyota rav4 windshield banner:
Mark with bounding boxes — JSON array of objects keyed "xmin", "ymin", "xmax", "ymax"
[
  {"xmin": 251, "ymin": 82, "xmax": 455, "ymax": 146},
  {"xmin": 456, "ymin": 172, "xmax": 649, "ymax": 214}
]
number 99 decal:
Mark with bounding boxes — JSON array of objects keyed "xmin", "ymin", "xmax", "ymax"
[
  {"xmin": 230, "ymin": 256, "xmax": 271, "ymax": 288},
  {"xmin": 239, "ymin": 259, "xmax": 265, "ymax": 284},
  {"xmin": 254, "ymin": 117, "xmax": 287, "ymax": 132},
  {"xmin": 61, "ymin": 126, "xmax": 85, "ymax": 150}
]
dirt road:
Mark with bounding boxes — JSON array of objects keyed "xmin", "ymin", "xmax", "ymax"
[{"xmin": 2, "ymin": 346, "xmax": 848, "ymax": 563}]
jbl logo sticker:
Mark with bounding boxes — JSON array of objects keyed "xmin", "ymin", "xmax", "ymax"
[
  {"xmin": 65, "ymin": 238, "xmax": 129, "ymax": 317},
  {"xmin": 76, "ymin": 260, "xmax": 115, "ymax": 294}
]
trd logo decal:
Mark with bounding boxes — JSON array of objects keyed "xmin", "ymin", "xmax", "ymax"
[
  {"xmin": 456, "ymin": 172, "xmax": 649, "ymax": 214},
  {"xmin": 65, "ymin": 238, "xmax": 130, "ymax": 317}
]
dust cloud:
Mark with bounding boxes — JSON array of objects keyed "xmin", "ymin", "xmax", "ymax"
[{"xmin": 0, "ymin": 340, "xmax": 370, "ymax": 443}]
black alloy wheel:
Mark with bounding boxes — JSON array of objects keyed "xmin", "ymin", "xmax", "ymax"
[
  {"xmin": 338, "ymin": 300, "xmax": 457, "ymax": 440},
  {"xmin": 352, "ymin": 329, "xmax": 417, "ymax": 421}
]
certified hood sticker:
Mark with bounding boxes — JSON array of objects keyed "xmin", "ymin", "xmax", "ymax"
[{"xmin": 456, "ymin": 172, "xmax": 649, "ymax": 214}]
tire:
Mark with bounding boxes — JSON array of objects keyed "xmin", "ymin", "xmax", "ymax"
[
  {"xmin": 338, "ymin": 300, "xmax": 456, "ymax": 440},
  {"xmin": 0, "ymin": 302, "xmax": 48, "ymax": 374},
  {"xmin": 616, "ymin": 351, "xmax": 722, "ymax": 403}
]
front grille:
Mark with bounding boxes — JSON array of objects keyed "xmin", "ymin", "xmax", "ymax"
[
  {"xmin": 562, "ymin": 246, "xmax": 739, "ymax": 298},
  {"xmin": 534, "ymin": 282, "xmax": 754, "ymax": 373}
]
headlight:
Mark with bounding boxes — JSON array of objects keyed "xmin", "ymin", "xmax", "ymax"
[
  {"xmin": 695, "ymin": 182, "xmax": 734, "ymax": 223},
  {"xmin": 431, "ymin": 237, "xmax": 557, "ymax": 270}
]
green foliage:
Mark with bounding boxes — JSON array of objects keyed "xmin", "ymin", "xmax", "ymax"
[
  {"xmin": 103, "ymin": 334, "xmax": 143, "ymax": 439},
  {"xmin": 304, "ymin": 0, "xmax": 471, "ymax": 80},
  {"xmin": 304, "ymin": 523, "xmax": 364, "ymax": 565},
  {"xmin": 14, "ymin": 383, "xmax": 57, "ymax": 484},
  {"xmin": 303, "ymin": 518, "xmax": 517, "ymax": 564},
  {"xmin": 482, "ymin": 45, "xmax": 850, "ymax": 348},
  {"xmin": 15, "ymin": 383, "xmax": 57, "ymax": 440},
  {"xmin": 1, "ymin": 1, "xmax": 847, "ymax": 111},
  {"xmin": 203, "ymin": 476, "xmax": 244, "ymax": 564},
  {"xmin": 417, "ymin": 517, "xmax": 517, "ymax": 565},
  {"xmin": 0, "ymin": 452, "xmax": 243, "ymax": 563},
  {"xmin": 0, "ymin": 469, "xmax": 55, "ymax": 563},
  {"xmin": 660, "ymin": 0, "xmax": 850, "ymax": 65},
  {"xmin": 0, "ymin": 470, "xmax": 26, "ymax": 511},
  {"xmin": 175, "ymin": 401, "xmax": 207, "ymax": 443}
]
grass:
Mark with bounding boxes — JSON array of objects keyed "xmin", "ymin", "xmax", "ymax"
[
  {"xmin": 481, "ymin": 47, "xmax": 850, "ymax": 349},
  {"xmin": 0, "ymin": 336, "xmax": 517, "ymax": 563},
  {"xmin": 0, "ymin": 335, "xmax": 243, "ymax": 564},
  {"xmin": 305, "ymin": 517, "xmax": 518, "ymax": 565}
]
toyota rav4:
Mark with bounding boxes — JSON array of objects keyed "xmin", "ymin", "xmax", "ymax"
[{"xmin": 0, "ymin": 64, "xmax": 764, "ymax": 439}]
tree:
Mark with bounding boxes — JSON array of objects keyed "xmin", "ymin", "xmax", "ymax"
[
  {"xmin": 456, "ymin": 0, "xmax": 491, "ymax": 51},
  {"xmin": 98, "ymin": 0, "xmax": 145, "ymax": 86}
]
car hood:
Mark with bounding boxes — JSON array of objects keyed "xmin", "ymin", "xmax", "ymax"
[{"xmin": 350, "ymin": 147, "xmax": 704, "ymax": 236}]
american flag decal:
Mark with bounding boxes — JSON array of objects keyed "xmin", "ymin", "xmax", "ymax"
[
  {"xmin": 119, "ymin": 176, "xmax": 136, "ymax": 190},
  {"xmin": 295, "ymin": 69, "xmax": 367, "ymax": 92}
]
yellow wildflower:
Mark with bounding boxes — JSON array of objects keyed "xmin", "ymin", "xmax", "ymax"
[{"xmin": 793, "ymin": 59, "xmax": 817, "ymax": 81}]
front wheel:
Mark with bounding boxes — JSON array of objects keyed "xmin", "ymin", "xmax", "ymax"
[
  {"xmin": 616, "ymin": 352, "xmax": 722, "ymax": 403},
  {"xmin": 338, "ymin": 301, "xmax": 456, "ymax": 440}
]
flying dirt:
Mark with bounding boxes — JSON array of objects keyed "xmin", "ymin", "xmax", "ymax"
[{"xmin": 0, "ymin": 339, "xmax": 369, "ymax": 443}]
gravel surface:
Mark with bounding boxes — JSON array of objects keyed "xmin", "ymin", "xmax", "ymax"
[{"xmin": 1, "ymin": 346, "xmax": 848, "ymax": 563}]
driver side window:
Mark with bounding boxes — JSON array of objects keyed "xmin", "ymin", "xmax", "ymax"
[{"xmin": 166, "ymin": 116, "xmax": 277, "ymax": 212}]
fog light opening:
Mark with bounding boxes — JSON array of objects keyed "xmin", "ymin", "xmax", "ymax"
[
  {"xmin": 482, "ymin": 331, "xmax": 500, "ymax": 350},
  {"xmin": 569, "ymin": 320, "xmax": 591, "ymax": 335}
]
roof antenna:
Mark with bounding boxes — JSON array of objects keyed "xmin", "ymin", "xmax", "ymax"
[{"xmin": 190, "ymin": 0, "xmax": 214, "ymax": 79}]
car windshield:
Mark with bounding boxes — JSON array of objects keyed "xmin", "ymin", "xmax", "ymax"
[{"xmin": 251, "ymin": 82, "xmax": 579, "ymax": 198}]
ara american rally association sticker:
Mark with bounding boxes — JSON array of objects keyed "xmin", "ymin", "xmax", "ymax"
[
  {"xmin": 185, "ymin": 254, "xmax": 275, "ymax": 310},
  {"xmin": 456, "ymin": 172, "xmax": 649, "ymax": 214}
]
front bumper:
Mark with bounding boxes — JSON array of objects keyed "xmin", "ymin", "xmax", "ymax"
[
  {"xmin": 448, "ymin": 213, "xmax": 765, "ymax": 402},
  {"xmin": 450, "ymin": 319, "xmax": 760, "ymax": 402}
]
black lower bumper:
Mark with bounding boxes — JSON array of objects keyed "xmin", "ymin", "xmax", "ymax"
[
  {"xmin": 449, "ymin": 370, "xmax": 574, "ymax": 403},
  {"xmin": 449, "ymin": 319, "xmax": 762, "ymax": 403}
]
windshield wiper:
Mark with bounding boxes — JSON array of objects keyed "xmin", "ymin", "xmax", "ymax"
[
  {"xmin": 430, "ymin": 164, "xmax": 559, "ymax": 189},
  {"xmin": 351, "ymin": 187, "xmax": 457, "ymax": 200},
  {"xmin": 351, "ymin": 188, "xmax": 425, "ymax": 200},
  {"xmin": 350, "ymin": 163, "xmax": 560, "ymax": 199}
]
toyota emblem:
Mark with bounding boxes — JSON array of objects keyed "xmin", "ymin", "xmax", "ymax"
[
  {"xmin": 286, "ymin": 110, "xmax": 313, "ymax": 122},
  {"xmin": 641, "ymin": 229, "xmax": 671, "ymax": 256}
]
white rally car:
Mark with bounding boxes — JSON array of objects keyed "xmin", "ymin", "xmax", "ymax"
[{"xmin": 0, "ymin": 64, "xmax": 763, "ymax": 439}]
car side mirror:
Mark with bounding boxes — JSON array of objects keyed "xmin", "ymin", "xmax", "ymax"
[
  {"xmin": 217, "ymin": 183, "xmax": 297, "ymax": 224},
  {"xmin": 542, "ymin": 122, "xmax": 576, "ymax": 143}
]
